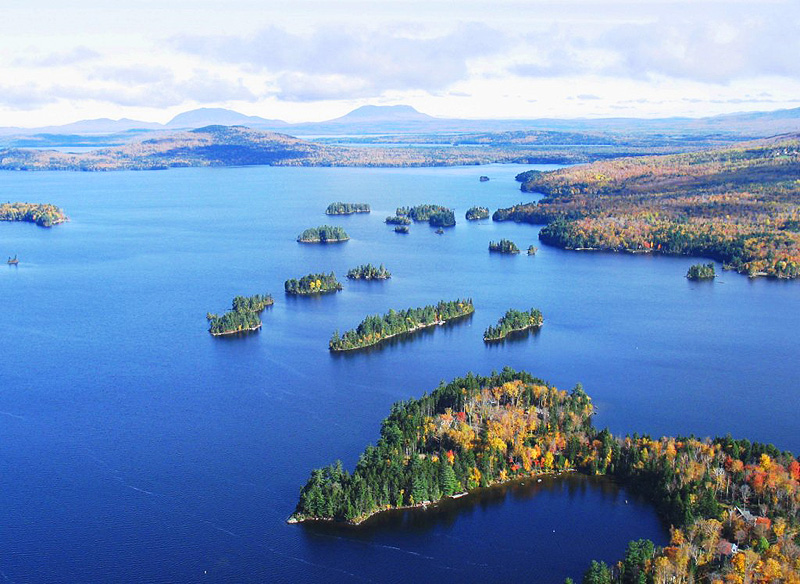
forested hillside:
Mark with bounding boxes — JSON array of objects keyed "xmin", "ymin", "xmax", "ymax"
[{"xmin": 497, "ymin": 135, "xmax": 800, "ymax": 278}]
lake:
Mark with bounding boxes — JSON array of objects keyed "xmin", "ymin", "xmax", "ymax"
[{"xmin": 1, "ymin": 163, "xmax": 797, "ymax": 582}]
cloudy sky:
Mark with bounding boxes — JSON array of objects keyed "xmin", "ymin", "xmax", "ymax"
[{"xmin": 2, "ymin": 0, "xmax": 799, "ymax": 126}]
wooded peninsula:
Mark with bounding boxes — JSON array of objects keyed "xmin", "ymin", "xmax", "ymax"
[
  {"xmin": 296, "ymin": 225, "xmax": 349, "ymax": 243},
  {"xmin": 329, "ymin": 299, "xmax": 474, "ymax": 352},
  {"xmin": 484, "ymin": 308, "xmax": 543, "ymax": 341},
  {"xmin": 495, "ymin": 134, "xmax": 800, "ymax": 279},
  {"xmin": 206, "ymin": 294, "xmax": 273, "ymax": 336},
  {"xmin": 289, "ymin": 369, "xmax": 800, "ymax": 584},
  {"xmin": 0, "ymin": 202, "xmax": 68, "ymax": 227}
]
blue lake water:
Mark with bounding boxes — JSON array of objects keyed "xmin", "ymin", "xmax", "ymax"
[{"xmin": 1, "ymin": 163, "xmax": 798, "ymax": 583}]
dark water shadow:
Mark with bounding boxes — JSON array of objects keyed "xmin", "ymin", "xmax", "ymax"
[{"xmin": 298, "ymin": 473, "xmax": 660, "ymax": 541}]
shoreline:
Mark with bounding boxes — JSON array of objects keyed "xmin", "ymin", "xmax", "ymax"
[
  {"xmin": 287, "ymin": 468, "xmax": 576, "ymax": 526},
  {"xmin": 484, "ymin": 321, "xmax": 543, "ymax": 342},
  {"xmin": 297, "ymin": 238, "xmax": 350, "ymax": 244},
  {"xmin": 286, "ymin": 288, "xmax": 342, "ymax": 296},
  {"xmin": 210, "ymin": 323, "xmax": 262, "ymax": 336}
]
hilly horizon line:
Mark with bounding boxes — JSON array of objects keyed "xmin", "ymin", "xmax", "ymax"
[{"xmin": 4, "ymin": 103, "xmax": 800, "ymax": 137}]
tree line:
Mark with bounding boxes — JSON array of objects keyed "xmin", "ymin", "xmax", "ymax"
[{"xmin": 325, "ymin": 202, "xmax": 370, "ymax": 215}]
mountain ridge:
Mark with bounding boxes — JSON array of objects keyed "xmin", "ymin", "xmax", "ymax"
[{"xmin": 3, "ymin": 104, "xmax": 800, "ymax": 139}]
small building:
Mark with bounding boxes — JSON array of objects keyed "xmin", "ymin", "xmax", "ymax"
[{"xmin": 716, "ymin": 540, "xmax": 738, "ymax": 557}]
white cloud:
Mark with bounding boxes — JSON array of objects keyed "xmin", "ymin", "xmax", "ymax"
[
  {"xmin": 171, "ymin": 22, "xmax": 510, "ymax": 98},
  {"xmin": 11, "ymin": 46, "xmax": 99, "ymax": 68}
]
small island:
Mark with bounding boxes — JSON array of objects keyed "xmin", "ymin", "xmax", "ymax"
[
  {"xmin": 285, "ymin": 272, "xmax": 343, "ymax": 295},
  {"xmin": 479, "ymin": 175, "xmax": 490, "ymax": 182},
  {"xmin": 207, "ymin": 294, "xmax": 273, "ymax": 336},
  {"xmin": 385, "ymin": 215, "xmax": 411, "ymax": 225},
  {"xmin": 465, "ymin": 206, "xmax": 490, "ymax": 221},
  {"xmin": 329, "ymin": 299, "xmax": 474, "ymax": 352},
  {"xmin": 489, "ymin": 239, "xmax": 520, "ymax": 254},
  {"xmin": 325, "ymin": 202, "xmax": 370, "ymax": 215},
  {"xmin": 484, "ymin": 308, "xmax": 543, "ymax": 341},
  {"xmin": 394, "ymin": 225, "xmax": 410, "ymax": 234},
  {"xmin": 0, "ymin": 202, "xmax": 68, "ymax": 227},
  {"xmin": 687, "ymin": 262, "xmax": 716, "ymax": 280},
  {"xmin": 296, "ymin": 225, "xmax": 350, "ymax": 243},
  {"xmin": 397, "ymin": 204, "xmax": 456, "ymax": 227},
  {"xmin": 346, "ymin": 263, "xmax": 391, "ymax": 281},
  {"xmin": 527, "ymin": 245, "xmax": 538, "ymax": 255}
]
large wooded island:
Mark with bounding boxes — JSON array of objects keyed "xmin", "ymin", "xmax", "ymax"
[{"xmin": 290, "ymin": 369, "xmax": 800, "ymax": 584}]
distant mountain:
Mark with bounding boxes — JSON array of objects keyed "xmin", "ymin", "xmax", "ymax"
[
  {"xmin": 325, "ymin": 105, "xmax": 436, "ymax": 124},
  {"xmin": 166, "ymin": 108, "xmax": 288, "ymax": 129},
  {"xmin": 49, "ymin": 117, "xmax": 164, "ymax": 134},
  {"xmin": 2, "ymin": 104, "xmax": 800, "ymax": 143},
  {"xmin": 0, "ymin": 118, "xmax": 163, "ymax": 137}
]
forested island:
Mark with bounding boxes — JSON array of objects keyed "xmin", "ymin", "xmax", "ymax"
[
  {"xmin": 687, "ymin": 263, "xmax": 716, "ymax": 280},
  {"xmin": 206, "ymin": 294, "xmax": 273, "ymax": 336},
  {"xmin": 325, "ymin": 202, "xmax": 370, "ymax": 215},
  {"xmin": 496, "ymin": 134, "xmax": 800, "ymax": 279},
  {"xmin": 484, "ymin": 308, "xmax": 543, "ymax": 341},
  {"xmin": 527, "ymin": 245, "xmax": 538, "ymax": 255},
  {"xmin": 285, "ymin": 272, "xmax": 343, "ymax": 295},
  {"xmin": 465, "ymin": 206, "xmax": 490, "ymax": 221},
  {"xmin": 385, "ymin": 215, "xmax": 411, "ymax": 225},
  {"xmin": 0, "ymin": 202, "xmax": 68, "ymax": 227},
  {"xmin": 397, "ymin": 204, "xmax": 456, "ymax": 227},
  {"xmin": 394, "ymin": 225, "xmax": 410, "ymax": 234},
  {"xmin": 329, "ymin": 299, "xmax": 474, "ymax": 352},
  {"xmin": 290, "ymin": 369, "xmax": 800, "ymax": 584},
  {"xmin": 296, "ymin": 225, "xmax": 349, "ymax": 243},
  {"xmin": 346, "ymin": 264, "xmax": 391, "ymax": 280},
  {"xmin": 489, "ymin": 239, "xmax": 520, "ymax": 254}
]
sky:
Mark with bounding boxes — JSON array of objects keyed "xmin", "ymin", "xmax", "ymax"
[{"xmin": 2, "ymin": 0, "xmax": 800, "ymax": 127}]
